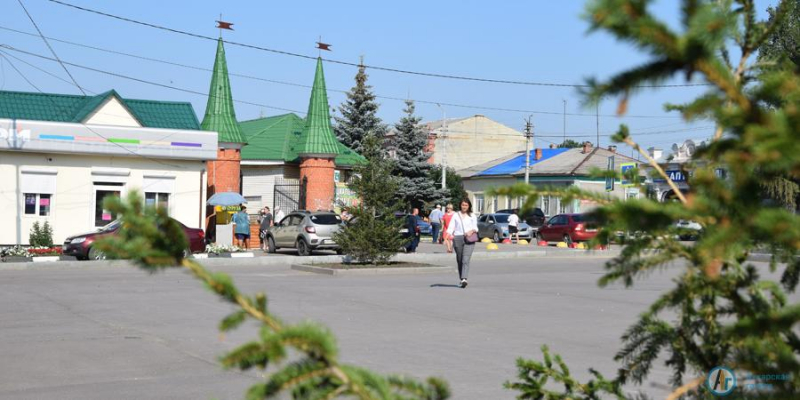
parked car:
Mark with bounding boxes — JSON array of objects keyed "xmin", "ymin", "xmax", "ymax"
[
  {"xmin": 676, "ymin": 220, "xmax": 703, "ymax": 241},
  {"xmin": 395, "ymin": 213, "xmax": 432, "ymax": 236},
  {"xmin": 477, "ymin": 213, "xmax": 534, "ymax": 242},
  {"xmin": 496, "ymin": 208, "xmax": 547, "ymax": 230},
  {"xmin": 265, "ymin": 211, "xmax": 343, "ymax": 256},
  {"xmin": 64, "ymin": 218, "xmax": 206, "ymax": 260},
  {"xmin": 537, "ymin": 213, "xmax": 598, "ymax": 244}
]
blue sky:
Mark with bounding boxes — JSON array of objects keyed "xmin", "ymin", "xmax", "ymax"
[{"xmin": 0, "ymin": 0, "xmax": 778, "ymax": 155}]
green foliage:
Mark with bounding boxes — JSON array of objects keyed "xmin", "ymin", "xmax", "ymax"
[
  {"xmin": 500, "ymin": 1, "xmax": 800, "ymax": 399},
  {"xmin": 97, "ymin": 190, "xmax": 449, "ymax": 399},
  {"xmin": 428, "ymin": 165, "xmax": 467, "ymax": 207},
  {"xmin": 557, "ymin": 139, "xmax": 583, "ymax": 148},
  {"xmin": 334, "ymin": 64, "xmax": 387, "ymax": 154},
  {"xmin": 28, "ymin": 221, "xmax": 54, "ymax": 247},
  {"xmin": 334, "ymin": 133, "xmax": 408, "ymax": 265},
  {"xmin": 758, "ymin": 0, "xmax": 799, "ymax": 70}
]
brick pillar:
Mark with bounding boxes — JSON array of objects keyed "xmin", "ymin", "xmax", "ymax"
[
  {"xmin": 300, "ymin": 157, "xmax": 335, "ymax": 211},
  {"xmin": 207, "ymin": 146, "xmax": 241, "ymax": 195}
]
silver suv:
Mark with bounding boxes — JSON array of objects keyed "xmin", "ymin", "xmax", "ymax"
[{"xmin": 265, "ymin": 211, "xmax": 343, "ymax": 256}]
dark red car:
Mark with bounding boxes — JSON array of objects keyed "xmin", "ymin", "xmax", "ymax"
[
  {"xmin": 537, "ymin": 213, "xmax": 598, "ymax": 244},
  {"xmin": 63, "ymin": 219, "xmax": 205, "ymax": 260}
]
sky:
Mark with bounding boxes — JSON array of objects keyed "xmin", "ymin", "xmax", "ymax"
[{"xmin": 0, "ymin": 0, "xmax": 779, "ymax": 156}]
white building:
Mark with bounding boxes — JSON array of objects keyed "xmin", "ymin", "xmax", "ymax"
[{"xmin": 0, "ymin": 89, "xmax": 217, "ymax": 246}]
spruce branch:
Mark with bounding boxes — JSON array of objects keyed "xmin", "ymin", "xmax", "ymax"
[{"xmin": 614, "ymin": 125, "xmax": 688, "ymax": 204}]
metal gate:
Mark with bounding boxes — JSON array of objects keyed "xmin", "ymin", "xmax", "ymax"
[{"xmin": 273, "ymin": 177, "xmax": 306, "ymax": 213}]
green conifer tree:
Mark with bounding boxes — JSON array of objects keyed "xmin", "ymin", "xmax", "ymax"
[
  {"xmin": 497, "ymin": 1, "xmax": 800, "ymax": 399},
  {"xmin": 334, "ymin": 64, "xmax": 387, "ymax": 155},
  {"xmin": 392, "ymin": 100, "xmax": 447, "ymax": 210}
]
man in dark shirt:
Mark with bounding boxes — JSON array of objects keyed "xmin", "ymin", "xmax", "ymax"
[
  {"xmin": 405, "ymin": 208, "xmax": 421, "ymax": 253},
  {"xmin": 259, "ymin": 207, "xmax": 273, "ymax": 252}
]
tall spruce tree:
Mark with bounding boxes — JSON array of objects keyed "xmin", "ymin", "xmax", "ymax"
[
  {"xmin": 393, "ymin": 100, "xmax": 445, "ymax": 210},
  {"xmin": 498, "ymin": 1, "xmax": 800, "ymax": 399},
  {"xmin": 334, "ymin": 64, "xmax": 387, "ymax": 155}
]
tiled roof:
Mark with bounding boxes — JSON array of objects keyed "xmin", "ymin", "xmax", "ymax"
[
  {"xmin": 0, "ymin": 89, "xmax": 200, "ymax": 130},
  {"xmin": 240, "ymin": 113, "xmax": 365, "ymax": 167},
  {"xmin": 459, "ymin": 147, "xmax": 639, "ymax": 178},
  {"xmin": 200, "ymin": 38, "xmax": 246, "ymax": 143}
]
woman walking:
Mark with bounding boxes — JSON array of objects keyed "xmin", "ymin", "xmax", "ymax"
[
  {"xmin": 446, "ymin": 198, "xmax": 478, "ymax": 288},
  {"xmin": 442, "ymin": 203, "xmax": 455, "ymax": 253}
]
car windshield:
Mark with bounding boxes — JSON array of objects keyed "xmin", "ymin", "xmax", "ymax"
[
  {"xmin": 310, "ymin": 214, "xmax": 342, "ymax": 225},
  {"xmin": 493, "ymin": 215, "xmax": 509, "ymax": 223},
  {"xmin": 98, "ymin": 220, "xmax": 121, "ymax": 232}
]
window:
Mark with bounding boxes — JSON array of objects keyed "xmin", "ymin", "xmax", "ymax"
[
  {"xmin": 542, "ymin": 196, "xmax": 551, "ymax": 216},
  {"xmin": 493, "ymin": 215, "xmax": 509, "ymax": 223},
  {"xmin": 559, "ymin": 199, "xmax": 568, "ymax": 214},
  {"xmin": 310, "ymin": 214, "xmax": 341, "ymax": 225},
  {"xmin": 517, "ymin": 196, "xmax": 525, "ymax": 208},
  {"xmin": 145, "ymin": 192, "xmax": 170, "ymax": 210},
  {"xmin": 506, "ymin": 196, "xmax": 512, "ymax": 209},
  {"xmin": 94, "ymin": 182, "xmax": 124, "ymax": 227},
  {"xmin": 23, "ymin": 193, "xmax": 52, "ymax": 216},
  {"xmin": 479, "ymin": 215, "xmax": 487, "ymax": 223},
  {"xmin": 474, "ymin": 194, "xmax": 485, "ymax": 214},
  {"xmin": 492, "ymin": 196, "xmax": 498, "ymax": 213}
]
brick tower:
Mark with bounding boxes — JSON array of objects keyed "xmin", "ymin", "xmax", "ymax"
[
  {"xmin": 296, "ymin": 58, "xmax": 342, "ymax": 211},
  {"xmin": 201, "ymin": 38, "xmax": 247, "ymax": 196}
]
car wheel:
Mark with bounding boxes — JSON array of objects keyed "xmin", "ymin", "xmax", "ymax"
[
  {"xmin": 267, "ymin": 237, "xmax": 277, "ymax": 254},
  {"xmin": 88, "ymin": 247, "xmax": 106, "ymax": 260},
  {"xmin": 493, "ymin": 230, "xmax": 501, "ymax": 243},
  {"xmin": 336, "ymin": 249, "xmax": 344, "ymax": 255},
  {"xmin": 563, "ymin": 234, "xmax": 573, "ymax": 246},
  {"xmin": 297, "ymin": 239, "xmax": 312, "ymax": 256}
]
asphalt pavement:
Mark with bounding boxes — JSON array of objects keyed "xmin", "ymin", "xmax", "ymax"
[{"xmin": 1, "ymin": 256, "xmax": 790, "ymax": 399}]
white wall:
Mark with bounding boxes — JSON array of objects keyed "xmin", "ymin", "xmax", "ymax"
[
  {"xmin": 84, "ymin": 97, "xmax": 142, "ymax": 127},
  {"xmin": 462, "ymin": 176, "xmax": 519, "ymax": 214},
  {"xmin": 432, "ymin": 116, "xmax": 527, "ymax": 171},
  {"xmin": 241, "ymin": 165, "xmax": 285, "ymax": 212},
  {"xmin": 0, "ymin": 151, "xmax": 206, "ymax": 246}
]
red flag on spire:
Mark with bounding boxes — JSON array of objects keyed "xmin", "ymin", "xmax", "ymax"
[
  {"xmin": 316, "ymin": 42, "xmax": 332, "ymax": 51},
  {"xmin": 216, "ymin": 20, "xmax": 234, "ymax": 30}
]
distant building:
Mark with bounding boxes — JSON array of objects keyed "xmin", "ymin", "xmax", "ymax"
[
  {"xmin": 459, "ymin": 142, "xmax": 641, "ymax": 216},
  {"xmin": 386, "ymin": 114, "xmax": 527, "ymax": 172},
  {"xmin": 646, "ymin": 138, "xmax": 713, "ymax": 202}
]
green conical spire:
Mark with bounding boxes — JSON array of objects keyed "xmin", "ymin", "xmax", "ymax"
[
  {"xmin": 296, "ymin": 58, "xmax": 341, "ymax": 156},
  {"xmin": 201, "ymin": 38, "xmax": 246, "ymax": 144}
]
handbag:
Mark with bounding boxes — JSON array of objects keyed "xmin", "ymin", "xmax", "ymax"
[{"xmin": 458, "ymin": 213, "xmax": 479, "ymax": 243}]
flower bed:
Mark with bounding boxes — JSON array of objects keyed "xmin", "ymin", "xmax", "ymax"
[
  {"xmin": 205, "ymin": 244, "xmax": 245, "ymax": 255},
  {"xmin": 27, "ymin": 247, "xmax": 63, "ymax": 257}
]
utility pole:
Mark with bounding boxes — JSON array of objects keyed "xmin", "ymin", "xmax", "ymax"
[
  {"xmin": 524, "ymin": 117, "xmax": 534, "ymax": 185},
  {"xmin": 562, "ymin": 99, "xmax": 566, "ymax": 144},
  {"xmin": 436, "ymin": 104, "xmax": 447, "ymax": 190},
  {"xmin": 596, "ymin": 101, "xmax": 600, "ymax": 148}
]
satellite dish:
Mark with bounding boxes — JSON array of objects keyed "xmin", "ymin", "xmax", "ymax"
[
  {"xmin": 686, "ymin": 142, "xmax": 696, "ymax": 156},
  {"xmin": 671, "ymin": 143, "xmax": 679, "ymax": 153}
]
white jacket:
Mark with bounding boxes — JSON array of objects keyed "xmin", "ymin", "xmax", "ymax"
[{"xmin": 447, "ymin": 212, "xmax": 478, "ymax": 236}]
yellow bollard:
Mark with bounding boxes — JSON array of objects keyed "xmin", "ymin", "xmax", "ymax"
[
  {"xmin": 518, "ymin": 239, "xmax": 529, "ymax": 245},
  {"xmin": 486, "ymin": 243, "xmax": 499, "ymax": 250},
  {"xmin": 575, "ymin": 242, "xmax": 586, "ymax": 249},
  {"xmin": 481, "ymin": 237, "xmax": 493, "ymax": 243},
  {"xmin": 556, "ymin": 242, "xmax": 569, "ymax": 248}
]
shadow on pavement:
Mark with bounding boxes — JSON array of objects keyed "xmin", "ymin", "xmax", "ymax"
[{"xmin": 430, "ymin": 283, "xmax": 461, "ymax": 289}]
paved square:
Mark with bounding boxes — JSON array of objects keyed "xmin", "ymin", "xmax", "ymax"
[{"xmin": 0, "ymin": 257, "xmax": 789, "ymax": 399}]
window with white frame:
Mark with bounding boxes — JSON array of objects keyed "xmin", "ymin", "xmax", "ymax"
[
  {"xmin": 542, "ymin": 196, "xmax": 551, "ymax": 216},
  {"xmin": 492, "ymin": 196, "xmax": 498, "ymax": 213},
  {"xmin": 559, "ymin": 198, "xmax": 568, "ymax": 214},
  {"xmin": 474, "ymin": 194, "xmax": 485, "ymax": 213},
  {"xmin": 506, "ymin": 196, "xmax": 512, "ymax": 209},
  {"xmin": 517, "ymin": 196, "xmax": 526, "ymax": 208},
  {"xmin": 23, "ymin": 193, "xmax": 52, "ymax": 216},
  {"xmin": 145, "ymin": 192, "xmax": 170, "ymax": 210}
]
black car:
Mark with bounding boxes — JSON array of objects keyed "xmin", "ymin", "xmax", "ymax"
[{"xmin": 496, "ymin": 208, "xmax": 546, "ymax": 229}]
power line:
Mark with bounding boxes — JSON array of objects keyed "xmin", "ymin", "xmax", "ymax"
[
  {"xmin": 0, "ymin": 25, "xmax": 688, "ymax": 119},
  {"xmin": 16, "ymin": 0, "xmax": 86, "ymax": 95},
  {"xmin": 46, "ymin": 0, "xmax": 711, "ymax": 89}
]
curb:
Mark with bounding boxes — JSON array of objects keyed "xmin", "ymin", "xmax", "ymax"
[{"xmin": 291, "ymin": 264, "xmax": 455, "ymax": 276}]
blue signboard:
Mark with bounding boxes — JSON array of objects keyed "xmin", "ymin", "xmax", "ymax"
[
  {"xmin": 666, "ymin": 170, "xmax": 687, "ymax": 182},
  {"xmin": 620, "ymin": 163, "xmax": 636, "ymax": 187}
]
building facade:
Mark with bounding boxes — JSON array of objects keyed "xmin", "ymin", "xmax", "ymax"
[{"xmin": 0, "ymin": 90, "xmax": 216, "ymax": 246}]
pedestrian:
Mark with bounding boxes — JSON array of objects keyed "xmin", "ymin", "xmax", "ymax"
[
  {"xmin": 446, "ymin": 198, "xmax": 478, "ymax": 288},
  {"xmin": 442, "ymin": 203, "xmax": 455, "ymax": 253},
  {"xmin": 429, "ymin": 204, "xmax": 444, "ymax": 244},
  {"xmin": 274, "ymin": 206, "xmax": 285, "ymax": 226},
  {"xmin": 259, "ymin": 206, "xmax": 273, "ymax": 251},
  {"xmin": 508, "ymin": 209, "xmax": 521, "ymax": 243},
  {"xmin": 232, "ymin": 205, "xmax": 251, "ymax": 249},
  {"xmin": 405, "ymin": 208, "xmax": 421, "ymax": 253}
]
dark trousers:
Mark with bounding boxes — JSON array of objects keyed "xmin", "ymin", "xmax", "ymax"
[
  {"xmin": 407, "ymin": 235, "xmax": 420, "ymax": 253},
  {"xmin": 430, "ymin": 222, "xmax": 441, "ymax": 243}
]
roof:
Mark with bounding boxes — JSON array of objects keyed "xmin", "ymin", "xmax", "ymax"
[
  {"xmin": 385, "ymin": 116, "xmax": 474, "ymax": 137},
  {"xmin": 460, "ymin": 146, "xmax": 639, "ymax": 178},
  {"xmin": 240, "ymin": 113, "xmax": 365, "ymax": 167},
  {"xmin": 0, "ymin": 89, "xmax": 201, "ymax": 130},
  {"xmin": 200, "ymin": 38, "xmax": 247, "ymax": 143},
  {"xmin": 294, "ymin": 58, "xmax": 342, "ymax": 156},
  {"xmin": 459, "ymin": 148, "xmax": 570, "ymax": 177}
]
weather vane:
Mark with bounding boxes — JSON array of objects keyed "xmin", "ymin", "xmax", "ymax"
[
  {"xmin": 316, "ymin": 36, "xmax": 331, "ymax": 56},
  {"xmin": 216, "ymin": 15, "xmax": 234, "ymax": 37}
]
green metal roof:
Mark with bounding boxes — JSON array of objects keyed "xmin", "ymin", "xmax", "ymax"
[
  {"xmin": 240, "ymin": 113, "xmax": 365, "ymax": 167},
  {"xmin": 200, "ymin": 38, "xmax": 247, "ymax": 144},
  {"xmin": 294, "ymin": 58, "xmax": 341, "ymax": 156},
  {"xmin": 0, "ymin": 89, "xmax": 201, "ymax": 130}
]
